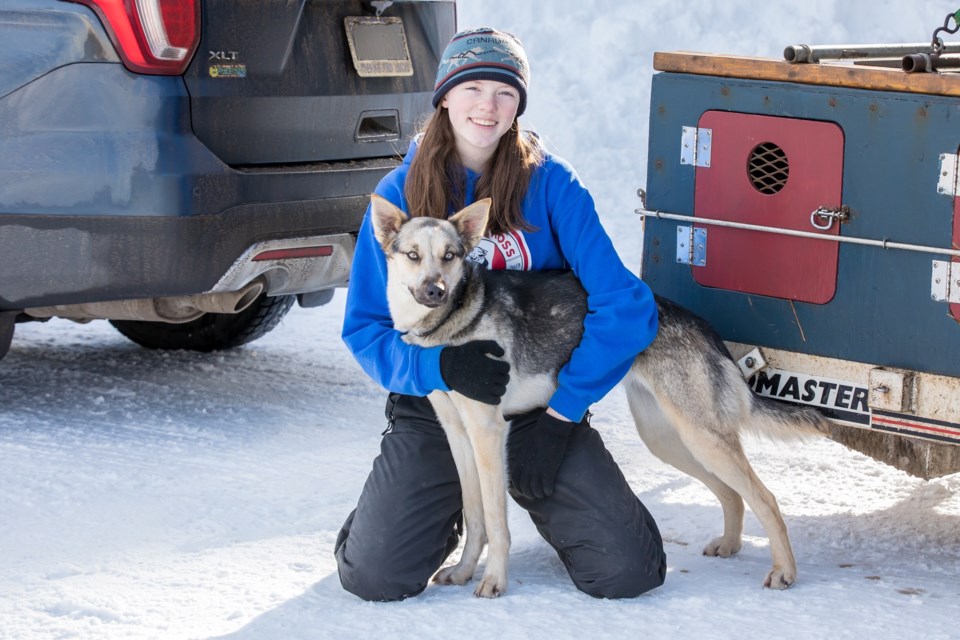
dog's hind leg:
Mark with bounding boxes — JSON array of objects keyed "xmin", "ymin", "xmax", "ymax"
[
  {"xmin": 668, "ymin": 408, "xmax": 796, "ymax": 588},
  {"xmin": 429, "ymin": 393, "xmax": 487, "ymax": 588},
  {"xmin": 625, "ymin": 379, "xmax": 745, "ymax": 558},
  {"xmin": 458, "ymin": 399, "xmax": 510, "ymax": 598},
  {"xmin": 626, "ymin": 377, "xmax": 797, "ymax": 588}
]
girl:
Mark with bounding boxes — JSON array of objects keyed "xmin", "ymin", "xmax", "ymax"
[{"xmin": 335, "ymin": 27, "xmax": 666, "ymax": 601}]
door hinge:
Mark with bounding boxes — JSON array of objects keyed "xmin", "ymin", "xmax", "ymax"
[
  {"xmin": 680, "ymin": 126, "xmax": 712, "ymax": 168},
  {"xmin": 938, "ymin": 153, "xmax": 959, "ymax": 197},
  {"xmin": 676, "ymin": 225, "xmax": 707, "ymax": 266},
  {"xmin": 931, "ymin": 260, "xmax": 960, "ymax": 303}
]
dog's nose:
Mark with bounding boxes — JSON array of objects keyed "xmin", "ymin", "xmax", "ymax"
[{"xmin": 423, "ymin": 283, "xmax": 446, "ymax": 303}]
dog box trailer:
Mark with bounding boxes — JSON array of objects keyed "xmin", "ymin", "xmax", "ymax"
[{"xmin": 638, "ymin": 30, "xmax": 960, "ymax": 479}]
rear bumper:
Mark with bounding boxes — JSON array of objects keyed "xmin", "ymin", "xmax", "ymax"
[{"xmin": 0, "ymin": 192, "xmax": 380, "ymax": 309}]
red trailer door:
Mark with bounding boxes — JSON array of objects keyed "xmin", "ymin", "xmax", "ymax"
[{"xmin": 693, "ymin": 112, "xmax": 844, "ymax": 304}]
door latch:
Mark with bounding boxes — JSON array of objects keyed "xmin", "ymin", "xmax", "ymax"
[{"xmin": 810, "ymin": 205, "xmax": 850, "ymax": 230}]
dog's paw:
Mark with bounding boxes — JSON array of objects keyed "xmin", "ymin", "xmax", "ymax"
[
  {"xmin": 433, "ymin": 563, "xmax": 474, "ymax": 586},
  {"xmin": 474, "ymin": 572, "xmax": 507, "ymax": 598},
  {"xmin": 702, "ymin": 536, "xmax": 742, "ymax": 558},
  {"xmin": 763, "ymin": 566, "xmax": 796, "ymax": 590}
]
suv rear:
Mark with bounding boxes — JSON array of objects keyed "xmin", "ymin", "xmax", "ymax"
[{"xmin": 0, "ymin": 0, "xmax": 455, "ymax": 357}]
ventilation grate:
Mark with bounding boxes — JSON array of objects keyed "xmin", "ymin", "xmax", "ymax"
[{"xmin": 748, "ymin": 142, "xmax": 789, "ymax": 194}]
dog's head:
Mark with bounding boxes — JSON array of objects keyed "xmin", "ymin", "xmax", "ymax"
[{"xmin": 370, "ymin": 195, "xmax": 490, "ymax": 309}]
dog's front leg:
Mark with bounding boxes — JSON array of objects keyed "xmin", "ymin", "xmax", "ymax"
[
  {"xmin": 428, "ymin": 392, "xmax": 487, "ymax": 588},
  {"xmin": 456, "ymin": 398, "xmax": 510, "ymax": 598}
]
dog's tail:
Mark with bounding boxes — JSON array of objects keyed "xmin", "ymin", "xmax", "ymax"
[{"xmin": 744, "ymin": 392, "xmax": 833, "ymax": 441}]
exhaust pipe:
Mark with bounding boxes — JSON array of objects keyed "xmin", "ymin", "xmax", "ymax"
[
  {"xmin": 25, "ymin": 278, "xmax": 266, "ymax": 323},
  {"xmin": 156, "ymin": 279, "xmax": 265, "ymax": 317}
]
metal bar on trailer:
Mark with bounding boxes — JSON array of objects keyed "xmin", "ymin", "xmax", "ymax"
[
  {"xmin": 783, "ymin": 42, "xmax": 960, "ymax": 64},
  {"xmin": 636, "ymin": 208, "xmax": 960, "ymax": 258},
  {"xmin": 902, "ymin": 52, "xmax": 960, "ymax": 73}
]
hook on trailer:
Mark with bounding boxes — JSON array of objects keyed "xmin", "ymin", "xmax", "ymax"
[{"xmin": 931, "ymin": 9, "xmax": 960, "ymax": 53}]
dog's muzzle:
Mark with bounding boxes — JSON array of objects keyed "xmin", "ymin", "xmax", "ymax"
[{"xmin": 412, "ymin": 279, "xmax": 447, "ymax": 307}]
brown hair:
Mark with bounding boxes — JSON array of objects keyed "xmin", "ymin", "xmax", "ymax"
[{"xmin": 403, "ymin": 107, "xmax": 544, "ymax": 235}]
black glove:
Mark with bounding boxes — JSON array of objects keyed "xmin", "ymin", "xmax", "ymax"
[
  {"xmin": 508, "ymin": 411, "xmax": 580, "ymax": 500},
  {"xmin": 439, "ymin": 340, "xmax": 510, "ymax": 405}
]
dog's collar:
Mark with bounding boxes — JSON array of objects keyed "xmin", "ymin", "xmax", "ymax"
[{"xmin": 412, "ymin": 275, "xmax": 468, "ymax": 339}]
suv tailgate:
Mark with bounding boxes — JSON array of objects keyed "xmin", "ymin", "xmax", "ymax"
[{"xmin": 184, "ymin": 0, "xmax": 454, "ymax": 166}]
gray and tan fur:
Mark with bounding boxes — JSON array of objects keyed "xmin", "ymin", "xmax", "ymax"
[{"xmin": 370, "ymin": 194, "xmax": 829, "ymax": 597}]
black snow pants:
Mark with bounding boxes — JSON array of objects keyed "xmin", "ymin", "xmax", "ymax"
[{"xmin": 334, "ymin": 393, "xmax": 667, "ymax": 601}]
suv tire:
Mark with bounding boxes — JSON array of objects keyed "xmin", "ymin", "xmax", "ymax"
[{"xmin": 109, "ymin": 293, "xmax": 295, "ymax": 352}]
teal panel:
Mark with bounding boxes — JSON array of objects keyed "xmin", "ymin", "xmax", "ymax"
[{"xmin": 643, "ymin": 71, "xmax": 960, "ymax": 377}]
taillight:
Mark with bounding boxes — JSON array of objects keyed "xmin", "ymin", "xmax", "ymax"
[{"xmin": 66, "ymin": 0, "xmax": 200, "ymax": 75}]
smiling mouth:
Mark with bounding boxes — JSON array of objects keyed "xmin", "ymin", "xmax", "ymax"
[{"xmin": 470, "ymin": 117, "xmax": 497, "ymax": 127}]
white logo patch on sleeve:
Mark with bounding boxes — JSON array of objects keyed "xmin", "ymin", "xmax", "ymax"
[{"xmin": 467, "ymin": 231, "xmax": 531, "ymax": 270}]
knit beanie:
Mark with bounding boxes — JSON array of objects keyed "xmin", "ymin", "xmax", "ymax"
[{"xmin": 432, "ymin": 27, "xmax": 530, "ymax": 116}]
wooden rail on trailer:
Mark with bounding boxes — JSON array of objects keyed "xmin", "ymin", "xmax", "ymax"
[{"xmin": 654, "ymin": 51, "xmax": 960, "ymax": 97}]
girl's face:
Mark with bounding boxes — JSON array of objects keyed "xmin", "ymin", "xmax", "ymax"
[{"xmin": 441, "ymin": 79, "xmax": 520, "ymax": 172}]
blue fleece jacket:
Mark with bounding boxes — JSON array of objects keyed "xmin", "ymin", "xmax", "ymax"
[{"xmin": 341, "ymin": 140, "xmax": 658, "ymax": 422}]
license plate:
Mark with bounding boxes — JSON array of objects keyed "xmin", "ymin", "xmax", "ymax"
[{"xmin": 344, "ymin": 16, "xmax": 414, "ymax": 77}]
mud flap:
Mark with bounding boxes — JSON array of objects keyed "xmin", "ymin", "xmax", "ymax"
[{"xmin": 0, "ymin": 311, "xmax": 16, "ymax": 359}]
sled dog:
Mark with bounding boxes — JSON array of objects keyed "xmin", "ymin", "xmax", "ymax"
[{"xmin": 369, "ymin": 194, "xmax": 828, "ymax": 597}]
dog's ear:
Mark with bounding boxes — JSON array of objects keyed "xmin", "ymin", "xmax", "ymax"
[
  {"xmin": 449, "ymin": 198, "xmax": 491, "ymax": 250},
  {"xmin": 369, "ymin": 194, "xmax": 407, "ymax": 249}
]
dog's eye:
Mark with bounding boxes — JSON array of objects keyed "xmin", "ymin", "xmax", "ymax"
[
  {"xmin": 406, "ymin": 251, "xmax": 420, "ymax": 262},
  {"xmin": 442, "ymin": 252, "xmax": 455, "ymax": 262}
]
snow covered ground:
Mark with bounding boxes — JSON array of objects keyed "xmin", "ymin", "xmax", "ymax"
[
  {"xmin": 3, "ymin": 295, "xmax": 960, "ymax": 640},
  {"xmin": 3, "ymin": 1, "xmax": 960, "ymax": 639}
]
